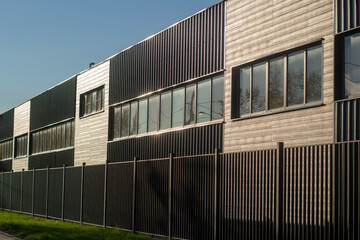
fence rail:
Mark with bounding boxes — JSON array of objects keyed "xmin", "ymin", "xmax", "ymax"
[{"xmin": 0, "ymin": 141, "xmax": 359, "ymax": 239}]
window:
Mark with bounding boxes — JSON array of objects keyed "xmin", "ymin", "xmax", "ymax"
[
  {"xmin": 0, "ymin": 139, "xmax": 13, "ymax": 160},
  {"xmin": 80, "ymin": 86, "xmax": 104, "ymax": 117},
  {"xmin": 31, "ymin": 120, "xmax": 74, "ymax": 154},
  {"xmin": 232, "ymin": 43, "xmax": 322, "ymax": 118},
  {"xmin": 344, "ymin": 32, "xmax": 360, "ymax": 98},
  {"xmin": 110, "ymin": 74, "xmax": 224, "ymax": 140},
  {"xmin": 15, "ymin": 134, "xmax": 28, "ymax": 158}
]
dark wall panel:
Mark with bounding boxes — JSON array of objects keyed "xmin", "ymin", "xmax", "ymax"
[
  {"xmin": 64, "ymin": 167, "xmax": 81, "ymax": 221},
  {"xmin": 0, "ymin": 160, "xmax": 12, "ymax": 172},
  {"xmin": 108, "ymin": 123, "xmax": 223, "ymax": 162},
  {"xmin": 0, "ymin": 109, "xmax": 14, "ymax": 141},
  {"xmin": 83, "ymin": 165, "xmax": 104, "ymax": 225},
  {"xmin": 11, "ymin": 172, "xmax": 21, "ymax": 211},
  {"xmin": 48, "ymin": 168, "xmax": 63, "ymax": 219},
  {"xmin": 2, "ymin": 173, "xmax": 10, "ymax": 209},
  {"xmin": 336, "ymin": 0, "xmax": 360, "ymax": 33},
  {"xmin": 34, "ymin": 169, "xmax": 46, "ymax": 215},
  {"xmin": 29, "ymin": 148, "xmax": 74, "ymax": 170},
  {"xmin": 22, "ymin": 171, "xmax": 33, "ymax": 213},
  {"xmin": 30, "ymin": 77, "xmax": 76, "ymax": 131},
  {"xmin": 106, "ymin": 163, "xmax": 133, "ymax": 229},
  {"xmin": 109, "ymin": 2, "xmax": 225, "ymax": 104}
]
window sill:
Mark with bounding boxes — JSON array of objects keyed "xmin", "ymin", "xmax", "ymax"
[
  {"xmin": 108, "ymin": 119, "xmax": 224, "ymax": 143},
  {"xmin": 231, "ymin": 102, "xmax": 324, "ymax": 122},
  {"xmin": 80, "ymin": 109, "xmax": 105, "ymax": 119}
]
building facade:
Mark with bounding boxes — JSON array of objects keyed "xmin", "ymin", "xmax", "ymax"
[{"xmin": 0, "ymin": 0, "xmax": 358, "ymax": 171}]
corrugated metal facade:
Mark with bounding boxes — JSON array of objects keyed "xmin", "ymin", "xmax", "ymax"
[
  {"xmin": 28, "ymin": 148, "xmax": 74, "ymax": 169},
  {"xmin": 335, "ymin": 0, "xmax": 360, "ymax": 34},
  {"xmin": 107, "ymin": 123, "xmax": 223, "ymax": 162},
  {"xmin": 30, "ymin": 77, "xmax": 76, "ymax": 131},
  {"xmin": 0, "ymin": 109, "xmax": 14, "ymax": 141},
  {"xmin": 109, "ymin": 1, "xmax": 225, "ymax": 105}
]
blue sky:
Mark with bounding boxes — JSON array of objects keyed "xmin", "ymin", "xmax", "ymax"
[{"xmin": 0, "ymin": 0, "xmax": 219, "ymax": 114}]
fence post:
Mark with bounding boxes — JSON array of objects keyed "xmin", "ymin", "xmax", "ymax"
[
  {"xmin": 132, "ymin": 157, "xmax": 137, "ymax": 234},
  {"xmin": 214, "ymin": 148, "xmax": 219, "ymax": 240},
  {"xmin": 80, "ymin": 162, "xmax": 85, "ymax": 225},
  {"xmin": 168, "ymin": 153, "xmax": 173, "ymax": 239},
  {"xmin": 1, "ymin": 170, "xmax": 3, "ymax": 210},
  {"xmin": 62, "ymin": 164, "xmax": 66, "ymax": 221},
  {"xmin": 103, "ymin": 161, "xmax": 108, "ymax": 228},
  {"xmin": 32, "ymin": 167, "xmax": 35, "ymax": 217},
  {"xmin": 10, "ymin": 170, "xmax": 13, "ymax": 211},
  {"xmin": 46, "ymin": 166, "xmax": 49, "ymax": 219},
  {"xmin": 20, "ymin": 169, "xmax": 24, "ymax": 213},
  {"xmin": 275, "ymin": 142, "xmax": 284, "ymax": 240}
]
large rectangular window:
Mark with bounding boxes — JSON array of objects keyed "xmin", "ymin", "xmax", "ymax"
[
  {"xmin": 80, "ymin": 86, "xmax": 105, "ymax": 117},
  {"xmin": 344, "ymin": 32, "xmax": 360, "ymax": 98},
  {"xmin": 15, "ymin": 134, "xmax": 28, "ymax": 158},
  {"xmin": 31, "ymin": 120, "xmax": 74, "ymax": 154},
  {"xmin": 110, "ymin": 74, "xmax": 224, "ymax": 140},
  {"xmin": 0, "ymin": 139, "xmax": 13, "ymax": 160},
  {"xmin": 232, "ymin": 42, "xmax": 322, "ymax": 119}
]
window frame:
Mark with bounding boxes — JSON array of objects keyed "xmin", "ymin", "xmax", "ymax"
[
  {"xmin": 231, "ymin": 40, "xmax": 323, "ymax": 120},
  {"xmin": 0, "ymin": 138, "xmax": 13, "ymax": 161},
  {"xmin": 14, "ymin": 134, "xmax": 28, "ymax": 158},
  {"xmin": 80, "ymin": 85, "xmax": 105, "ymax": 118}
]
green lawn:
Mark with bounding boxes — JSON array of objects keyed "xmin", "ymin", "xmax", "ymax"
[{"xmin": 0, "ymin": 210, "xmax": 152, "ymax": 240}]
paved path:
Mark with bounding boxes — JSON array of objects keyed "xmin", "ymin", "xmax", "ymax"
[{"xmin": 0, "ymin": 232, "xmax": 20, "ymax": 240}]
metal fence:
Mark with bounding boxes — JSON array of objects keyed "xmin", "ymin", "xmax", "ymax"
[{"xmin": 0, "ymin": 141, "xmax": 359, "ymax": 240}]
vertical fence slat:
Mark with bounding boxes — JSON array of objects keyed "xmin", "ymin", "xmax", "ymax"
[
  {"xmin": 276, "ymin": 142, "xmax": 284, "ymax": 240},
  {"xmin": 132, "ymin": 157, "xmax": 137, "ymax": 234}
]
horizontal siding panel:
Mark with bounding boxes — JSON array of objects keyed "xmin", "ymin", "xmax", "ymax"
[{"xmin": 109, "ymin": 2, "xmax": 225, "ymax": 104}]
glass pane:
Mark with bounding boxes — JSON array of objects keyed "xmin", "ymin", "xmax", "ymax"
[
  {"xmin": 160, "ymin": 91, "xmax": 171, "ymax": 130},
  {"xmin": 148, "ymin": 95, "xmax": 159, "ymax": 132},
  {"xmin": 185, "ymin": 84, "xmax": 196, "ymax": 125},
  {"xmin": 113, "ymin": 106, "xmax": 121, "ymax": 139},
  {"xmin": 239, "ymin": 67, "xmax": 251, "ymax": 115},
  {"xmin": 70, "ymin": 121, "xmax": 75, "ymax": 146},
  {"xmin": 212, "ymin": 75, "xmax": 224, "ymax": 120},
  {"xmin": 252, "ymin": 62, "xmax": 266, "ymax": 113},
  {"xmin": 197, "ymin": 79, "xmax": 211, "ymax": 123},
  {"xmin": 121, "ymin": 104, "xmax": 130, "ymax": 137},
  {"xmin": 307, "ymin": 45, "xmax": 322, "ymax": 102},
  {"xmin": 80, "ymin": 95, "xmax": 85, "ymax": 117},
  {"xmin": 61, "ymin": 123, "xmax": 66, "ymax": 148},
  {"xmin": 130, "ymin": 102, "xmax": 138, "ymax": 136},
  {"xmin": 57, "ymin": 125, "xmax": 62, "ymax": 149},
  {"xmin": 52, "ymin": 127, "xmax": 57, "ymax": 150},
  {"xmin": 138, "ymin": 99, "xmax": 148, "ymax": 134},
  {"xmin": 172, "ymin": 88, "xmax": 185, "ymax": 127},
  {"xmin": 344, "ymin": 32, "xmax": 360, "ymax": 97},
  {"xmin": 91, "ymin": 91, "xmax": 96, "ymax": 113},
  {"xmin": 287, "ymin": 51, "xmax": 304, "ymax": 106},
  {"xmin": 85, "ymin": 94, "xmax": 91, "ymax": 115},
  {"xmin": 269, "ymin": 57, "xmax": 284, "ymax": 109},
  {"xmin": 65, "ymin": 122, "xmax": 71, "ymax": 148}
]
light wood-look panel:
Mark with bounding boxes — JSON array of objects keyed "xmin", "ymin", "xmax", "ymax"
[
  {"xmin": 12, "ymin": 157, "xmax": 28, "ymax": 172},
  {"xmin": 224, "ymin": 0, "xmax": 334, "ymax": 152},
  {"xmin": 13, "ymin": 101, "xmax": 30, "ymax": 137},
  {"xmin": 74, "ymin": 61, "xmax": 109, "ymax": 166}
]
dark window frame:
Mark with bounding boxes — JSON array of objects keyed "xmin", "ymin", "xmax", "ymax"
[
  {"xmin": 231, "ymin": 40, "xmax": 323, "ymax": 119},
  {"xmin": 80, "ymin": 85, "xmax": 105, "ymax": 118}
]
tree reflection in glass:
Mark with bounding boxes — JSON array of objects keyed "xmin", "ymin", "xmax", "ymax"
[
  {"xmin": 345, "ymin": 32, "xmax": 360, "ymax": 98},
  {"xmin": 185, "ymin": 84, "xmax": 196, "ymax": 125},
  {"xmin": 239, "ymin": 67, "xmax": 250, "ymax": 115},
  {"xmin": 287, "ymin": 51, "xmax": 304, "ymax": 106},
  {"xmin": 269, "ymin": 57, "xmax": 284, "ymax": 109},
  {"xmin": 252, "ymin": 62, "xmax": 266, "ymax": 113}
]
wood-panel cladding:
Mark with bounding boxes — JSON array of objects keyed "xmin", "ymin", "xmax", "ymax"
[
  {"xmin": 14, "ymin": 101, "xmax": 30, "ymax": 137},
  {"xmin": 224, "ymin": 0, "xmax": 334, "ymax": 151},
  {"xmin": 0, "ymin": 109, "xmax": 14, "ymax": 141},
  {"xmin": 12, "ymin": 158, "xmax": 28, "ymax": 172},
  {"xmin": 109, "ymin": 2, "xmax": 225, "ymax": 104},
  {"xmin": 335, "ymin": 0, "xmax": 360, "ymax": 33},
  {"xmin": 30, "ymin": 77, "xmax": 76, "ymax": 131},
  {"xmin": 74, "ymin": 61, "xmax": 109, "ymax": 166},
  {"xmin": 107, "ymin": 123, "xmax": 223, "ymax": 162}
]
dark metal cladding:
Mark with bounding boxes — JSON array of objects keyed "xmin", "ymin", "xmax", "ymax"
[
  {"xmin": 34, "ymin": 169, "xmax": 47, "ymax": 216},
  {"xmin": 30, "ymin": 77, "xmax": 76, "ymax": 131},
  {"xmin": 64, "ymin": 167, "xmax": 81, "ymax": 221},
  {"xmin": 107, "ymin": 123, "xmax": 223, "ymax": 162},
  {"xmin": 0, "ymin": 109, "xmax": 14, "ymax": 141},
  {"xmin": 28, "ymin": 149, "xmax": 74, "ymax": 170},
  {"xmin": 48, "ymin": 168, "xmax": 63, "ymax": 218},
  {"xmin": 22, "ymin": 171, "xmax": 33, "ymax": 213},
  {"xmin": 109, "ymin": 2, "xmax": 225, "ymax": 104},
  {"xmin": 0, "ymin": 160, "xmax": 12, "ymax": 172},
  {"xmin": 2, "ymin": 173, "xmax": 10, "ymax": 209},
  {"xmin": 335, "ymin": 98, "xmax": 360, "ymax": 141},
  {"xmin": 11, "ymin": 172, "xmax": 21, "ymax": 211},
  {"xmin": 336, "ymin": 0, "xmax": 360, "ymax": 33}
]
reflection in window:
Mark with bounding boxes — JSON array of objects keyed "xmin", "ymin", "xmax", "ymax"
[
  {"xmin": 160, "ymin": 91, "xmax": 171, "ymax": 130},
  {"xmin": 113, "ymin": 107, "xmax": 121, "ymax": 139},
  {"xmin": 148, "ymin": 95, "xmax": 159, "ymax": 132},
  {"xmin": 269, "ymin": 58, "xmax": 284, "ymax": 109},
  {"xmin": 239, "ymin": 67, "xmax": 251, "ymax": 115},
  {"xmin": 307, "ymin": 46, "xmax": 322, "ymax": 102},
  {"xmin": 185, "ymin": 84, "xmax": 196, "ymax": 125},
  {"xmin": 197, "ymin": 79, "xmax": 211, "ymax": 123},
  {"xmin": 0, "ymin": 139, "xmax": 13, "ymax": 160},
  {"xmin": 252, "ymin": 63, "xmax": 266, "ymax": 113},
  {"xmin": 80, "ymin": 86, "xmax": 104, "ymax": 117},
  {"xmin": 138, "ymin": 99, "xmax": 148, "ymax": 134},
  {"xmin": 344, "ymin": 32, "xmax": 360, "ymax": 98},
  {"xmin": 212, "ymin": 75, "xmax": 224, "ymax": 120},
  {"xmin": 121, "ymin": 104, "xmax": 130, "ymax": 137},
  {"xmin": 15, "ymin": 134, "xmax": 27, "ymax": 158},
  {"xmin": 288, "ymin": 51, "xmax": 304, "ymax": 106},
  {"xmin": 172, "ymin": 88, "xmax": 184, "ymax": 127},
  {"xmin": 130, "ymin": 102, "xmax": 138, "ymax": 136}
]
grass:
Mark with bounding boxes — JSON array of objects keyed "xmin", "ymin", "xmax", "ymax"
[{"xmin": 0, "ymin": 210, "xmax": 152, "ymax": 240}]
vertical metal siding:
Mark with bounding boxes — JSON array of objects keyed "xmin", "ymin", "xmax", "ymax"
[
  {"xmin": 47, "ymin": 168, "xmax": 63, "ymax": 218},
  {"xmin": 109, "ymin": 2, "xmax": 225, "ymax": 104},
  {"xmin": 335, "ymin": 99, "xmax": 360, "ymax": 142},
  {"xmin": 107, "ymin": 123, "xmax": 223, "ymax": 162},
  {"xmin": 28, "ymin": 148, "xmax": 74, "ymax": 169},
  {"xmin": 64, "ymin": 167, "xmax": 81, "ymax": 221},
  {"xmin": 0, "ymin": 160, "xmax": 12, "ymax": 172},
  {"xmin": 11, "ymin": 172, "xmax": 21, "ymax": 211},
  {"xmin": 22, "ymin": 171, "xmax": 33, "ymax": 213},
  {"xmin": 0, "ymin": 109, "xmax": 14, "ymax": 141},
  {"xmin": 33, "ymin": 169, "xmax": 47, "ymax": 215},
  {"xmin": 30, "ymin": 77, "xmax": 76, "ymax": 131},
  {"xmin": 336, "ymin": 0, "xmax": 360, "ymax": 33}
]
